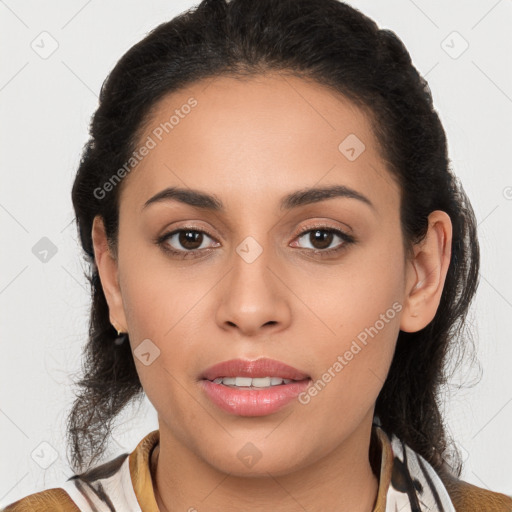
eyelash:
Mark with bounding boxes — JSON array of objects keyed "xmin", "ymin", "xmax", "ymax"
[{"xmin": 155, "ymin": 224, "xmax": 355, "ymax": 260}]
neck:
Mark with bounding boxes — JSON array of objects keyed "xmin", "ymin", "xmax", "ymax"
[{"xmin": 151, "ymin": 417, "xmax": 381, "ymax": 512}]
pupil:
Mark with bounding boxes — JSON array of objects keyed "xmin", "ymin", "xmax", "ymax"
[
  {"xmin": 311, "ymin": 230, "xmax": 332, "ymax": 250},
  {"xmin": 179, "ymin": 230, "xmax": 202, "ymax": 249}
]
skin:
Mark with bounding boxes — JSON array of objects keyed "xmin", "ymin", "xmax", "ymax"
[{"xmin": 92, "ymin": 72, "xmax": 452, "ymax": 512}]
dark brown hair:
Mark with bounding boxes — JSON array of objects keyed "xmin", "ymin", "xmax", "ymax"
[{"xmin": 68, "ymin": 0, "xmax": 480, "ymax": 481}]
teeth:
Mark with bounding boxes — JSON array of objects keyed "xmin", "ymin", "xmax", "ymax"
[
  {"xmin": 211, "ymin": 376, "xmax": 293, "ymax": 387},
  {"xmin": 252, "ymin": 377, "xmax": 272, "ymax": 387},
  {"xmin": 236, "ymin": 377, "xmax": 252, "ymax": 387}
]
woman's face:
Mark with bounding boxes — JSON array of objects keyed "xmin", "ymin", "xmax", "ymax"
[{"xmin": 96, "ymin": 73, "xmax": 428, "ymax": 476}]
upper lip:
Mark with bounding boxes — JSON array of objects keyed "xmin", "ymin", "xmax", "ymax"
[{"xmin": 200, "ymin": 357, "xmax": 310, "ymax": 381}]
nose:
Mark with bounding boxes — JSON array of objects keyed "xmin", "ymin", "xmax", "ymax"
[{"xmin": 214, "ymin": 241, "xmax": 292, "ymax": 337}]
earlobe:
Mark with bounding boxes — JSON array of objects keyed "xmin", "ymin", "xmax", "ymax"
[
  {"xmin": 91, "ymin": 215, "xmax": 128, "ymax": 332},
  {"xmin": 400, "ymin": 210, "xmax": 452, "ymax": 333}
]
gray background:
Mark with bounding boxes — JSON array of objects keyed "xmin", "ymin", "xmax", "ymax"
[{"xmin": 1, "ymin": 0, "xmax": 511, "ymax": 506}]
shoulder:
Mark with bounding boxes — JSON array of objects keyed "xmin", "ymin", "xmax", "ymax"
[
  {"xmin": 1, "ymin": 453, "xmax": 129, "ymax": 512},
  {"xmin": 375, "ymin": 424, "xmax": 512, "ymax": 512},
  {"xmin": 1, "ymin": 487, "xmax": 79, "ymax": 512},
  {"xmin": 1, "ymin": 430, "xmax": 159, "ymax": 512},
  {"xmin": 1, "ymin": 453, "xmax": 130, "ymax": 512},
  {"xmin": 441, "ymin": 471, "xmax": 512, "ymax": 512}
]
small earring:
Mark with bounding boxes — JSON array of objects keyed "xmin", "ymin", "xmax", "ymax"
[
  {"xmin": 112, "ymin": 322, "xmax": 128, "ymax": 345},
  {"xmin": 114, "ymin": 331, "xmax": 128, "ymax": 345}
]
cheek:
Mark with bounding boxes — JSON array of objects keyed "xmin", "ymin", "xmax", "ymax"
[
  {"xmin": 120, "ymin": 267, "xmax": 204, "ymax": 434},
  {"xmin": 297, "ymin": 241, "xmax": 405, "ymax": 412},
  {"xmin": 303, "ymin": 234, "xmax": 405, "ymax": 341},
  {"xmin": 117, "ymin": 253, "xmax": 218, "ymax": 409},
  {"xmin": 119, "ymin": 246, "xmax": 214, "ymax": 341}
]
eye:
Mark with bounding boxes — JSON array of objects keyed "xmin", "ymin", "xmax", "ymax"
[
  {"xmin": 156, "ymin": 225, "xmax": 355, "ymax": 260},
  {"xmin": 292, "ymin": 226, "xmax": 355, "ymax": 255},
  {"xmin": 156, "ymin": 228, "xmax": 220, "ymax": 258}
]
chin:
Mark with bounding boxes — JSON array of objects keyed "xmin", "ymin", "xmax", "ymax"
[{"xmin": 199, "ymin": 441, "xmax": 312, "ymax": 478}]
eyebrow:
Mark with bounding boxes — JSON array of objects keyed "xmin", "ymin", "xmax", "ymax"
[{"xmin": 141, "ymin": 184, "xmax": 375, "ymax": 212}]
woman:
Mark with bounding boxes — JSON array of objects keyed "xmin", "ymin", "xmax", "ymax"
[{"xmin": 3, "ymin": 0, "xmax": 511, "ymax": 510}]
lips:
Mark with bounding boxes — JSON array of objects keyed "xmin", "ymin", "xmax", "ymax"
[
  {"xmin": 200, "ymin": 357, "xmax": 310, "ymax": 381},
  {"xmin": 199, "ymin": 358, "xmax": 311, "ymax": 416}
]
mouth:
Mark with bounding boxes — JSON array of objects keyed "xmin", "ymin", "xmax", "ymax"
[
  {"xmin": 208, "ymin": 376, "xmax": 299, "ymax": 388},
  {"xmin": 199, "ymin": 358, "xmax": 312, "ymax": 416}
]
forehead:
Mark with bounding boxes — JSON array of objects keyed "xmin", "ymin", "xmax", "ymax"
[{"xmin": 119, "ymin": 72, "xmax": 398, "ymax": 213}]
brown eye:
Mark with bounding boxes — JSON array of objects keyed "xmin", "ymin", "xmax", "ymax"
[
  {"xmin": 177, "ymin": 230, "xmax": 204, "ymax": 250},
  {"xmin": 308, "ymin": 230, "xmax": 335, "ymax": 250},
  {"xmin": 158, "ymin": 228, "xmax": 219, "ymax": 255},
  {"xmin": 295, "ymin": 228, "xmax": 352, "ymax": 253}
]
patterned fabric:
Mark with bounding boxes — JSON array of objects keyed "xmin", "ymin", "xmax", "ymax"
[
  {"xmin": 2, "ymin": 424, "xmax": 511, "ymax": 511},
  {"xmin": 59, "ymin": 455, "xmax": 144, "ymax": 511},
  {"xmin": 384, "ymin": 431, "xmax": 455, "ymax": 511}
]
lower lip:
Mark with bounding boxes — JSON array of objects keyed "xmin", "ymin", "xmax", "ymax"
[{"xmin": 200, "ymin": 379, "xmax": 311, "ymax": 416}]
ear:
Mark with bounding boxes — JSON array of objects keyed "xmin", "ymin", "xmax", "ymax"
[
  {"xmin": 91, "ymin": 215, "xmax": 128, "ymax": 333},
  {"xmin": 400, "ymin": 210, "xmax": 452, "ymax": 333}
]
